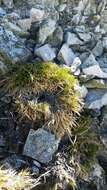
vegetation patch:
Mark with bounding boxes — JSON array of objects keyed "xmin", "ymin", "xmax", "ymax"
[{"xmin": 3, "ymin": 62, "xmax": 82, "ymax": 138}]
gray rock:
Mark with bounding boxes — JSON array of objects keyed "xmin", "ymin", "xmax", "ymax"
[
  {"xmin": 103, "ymin": 37, "xmax": 107, "ymax": 52},
  {"xmin": 82, "ymin": 54, "xmax": 107, "ymax": 78},
  {"xmin": 0, "ymin": 26, "xmax": 31, "ymax": 63},
  {"xmin": 34, "ymin": 44, "xmax": 56, "ymax": 61},
  {"xmin": 2, "ymin": 0, "xmax": 14, "ymax": 8},
  {"xmin": 78, "ymin": 32, "xmax": 92, "ymax": 42},
  {"xmin": 18, "ymin": 19, "xmax": 31, "ymax": 31},
  {"xmin": 92, "ymin": 41, "xmax": 103, "ymax": 57},
  {"xmin": 58, "ymin": 44, "xmax": 76, "ymax": 66},
  {"xmin": 83, "ymin": 64, "xmax": 107, "ymax": 79},
  {"xmin": 30, "ymin": 8, "xmax": 44, "ymax": 22},
  {"xmin": 65, "ymin": 32, "xmax": 83, "ymax": 46},
  {"xmin": 23, "ymin": 129, "xmax": 59, "ymax": 164},
  {"xmin": 0, "ymin": 7, "xmax": 6, "ymax": 17},
  {"xmin": 82, "ymin": 54, "xmax": 98, "ymax": 67},
  {"xmin": 47, "ymin": 26, "xmax": 63, "ymax": 47},
  {"xmin": 70, "ymin": 57, "xmax": 81, "ymax": 72},
  {"xmin": 85, "ymin": 89, "xmax": 107, "ymax": 109},
  {"xmin": 38, "ymin": 19, "xmax": 56, "ymax": 44}
]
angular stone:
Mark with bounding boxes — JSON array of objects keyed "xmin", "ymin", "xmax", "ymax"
[
  {"xmin": 0, "ymin": 7, "xmax": 6, "ymax": 17},
  {"xmin": 0, "ymin": 26, "xmax": 31, "ymax": 63},
  {"xmin": 92, "ymin": 41, "xmax": 103, "ymax": 57},
  {"xmin": 18, "ymin": 19, "xmax": 31, "ymax": 31},
  {"xmin": 83, "ymin": 64, "xmax": 107, "ymax": 79},
  {"xmin": 65, "ymin": 32, "xmax": 83, "ymax": 46},
  {"xmin": 58, "ymin": 44, "xmax": 76, "ymax": 66},
  {"xmin": 78, "ymin": 32, "xmax": 91, "ymax": 42},
  {"xmin": 2, "ymin": 0, "xmax": 14, "ymax": 8},
  {"xmin": 30, "ymin": 8, "xmax": 44, "ymax": 22},
  {"xmin": 38, "ymin": 19, "xmax": 56, "ymax": 44},
  {"xmin": 85, "ymin": 89, "xmax": 107, "ymax": 109},
  {"xmin": 82, "ymin": 54, "xmax": 98, "ymax": 67},
  {"xmin": 70, "ymin": 57, "xmax": 81, "ymax": 72},
  {"xmin": 34, "ymin": 44, "xmax": 56, "ymax": 61},
  {"xmin": 23, "ymin": 129, "xmax": 59, "ymax": 164}
]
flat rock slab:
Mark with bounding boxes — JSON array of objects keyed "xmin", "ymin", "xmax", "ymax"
[{"xmin": 23, "ymin": 129, "xmax": 59, "ymax": 164}]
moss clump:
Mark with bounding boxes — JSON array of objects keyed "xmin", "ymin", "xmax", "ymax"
[{"xmin": 4, "ymin": 62, "xmax": 82, "ymax": 137}]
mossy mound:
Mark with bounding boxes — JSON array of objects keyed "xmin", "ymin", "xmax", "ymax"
[{"xmin": 4, "ymin": 62, "xmax": 82, "ymax": 137}]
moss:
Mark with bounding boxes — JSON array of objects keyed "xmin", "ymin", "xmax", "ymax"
[{"xmin": 4, "ymin": 62, "xmax": 82, "ymax": 138}]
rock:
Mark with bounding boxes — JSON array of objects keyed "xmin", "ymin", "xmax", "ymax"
[
  {"xmin": 92, "ymin": 41, "xmax": 103, "ymax": 57},
  {"xmin": 1, "ymin": 155, "xmax": 29, "ymax": 170},
  {"xmin": 34, "ymin": 44, "xmax": 56, "ymax": 61},
  {"xmin": 65, "ymin": 32, "xmax": 83, "ymax": 46},
  {"xmin": 103, "ymin": 37, "xmax": 107, "ymax": 52},
  {"xmin": 70, "ymin": 57, "xmax": 81, "ymax": 72},
  {"xmin": 82, "ymin": 54, "xmax": 107, "ymax": 78},
  {"xmin": 23, "ymin": 129, "xmax": 59, "ymax": 164},
  {"xmin": 47, "ymin": 26, "xmax": 63, "ymax": 47},
  {"xmin": 2, "ymin": 0, "xmax": 14, "ymax": 8},
  {"xmin": 77, "ymin": 85, "xmax": 88, "ymax": 98},
  {"xmin": 18, "ymin": 19, "xmax": 31, "ymax": 31},
  {"xmin": 38, "ymin": 19, "xmax": 56, "ymax": 44},
  {"xmin": 83, "ymin": 64, "xmax": 107, "ymax": 79},
  {"xmin": 84, "ymin": 79, "xmax": 107, "ymax": 89},
  {"xmin": 0, "ymin": 7, "xmax": 6, "ymax": 17},
  {"xmin": 58, "ymin": 44, "xmax": 76, "ymax": 66},
  {"xmin": 78, "ymin": 32, "xmax": 92, "ymax": 42},
  {"xmin": 30, "ymin": 8, "xmax": 44, "ymax": 22},
  {"xmin": 0, "ymin": 26, "xmax": 31, "ymax": 63},
  {"xmin": 82, "ymin": 54, "xmax": 98, "ymax": 68},
  {"xmin": 85, "ymin": 89, "xmax": 107, "ymax": 109},
  {"xmin": 89, "ymin": 163, "xmax": 105, "ymax": 190}
]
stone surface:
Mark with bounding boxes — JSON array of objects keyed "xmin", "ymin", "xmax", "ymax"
[
  {"xmin": 2, "ymin": 0, "xmax": 14, "ymax": 8},
  {"xmin": 0, "ymin": 7, "xmax": 6, "ymax": 17},
  {"xmin": 83, "ymin": 64, "xmax": 107, "ymax": 79},
  {"xmin": 92, "ymin": 41, "xmax": 103, "ymax": 57},
  {"xmin": 0, "ymin": 26, "xmax": 31, "ymax": 63},
  {"xmin": 85, "ymin": 89, "xmax": 107, "ymax": 109},
  {"xmin": 70, "ymin": 57, "xmax": 81, "ymax": 72},
  {"xmin": 38, "ymin": 19, "xmax": 56, "ymax": 44},
  {"xmin": 82, "ymin": 54, "xmax": 107, "ymax": 78},
  {"xmin": 65, "ymin": 32, "xmax": 83, "ymax": 46},
  {"xmin": 58, "ymin": 44, "xmax": 76, "ymax": 66},
  {"xmin": 34, "ymin": 44, "xmax": 56, "ymax": 61},
  {"xmin": 30, "ymin": 8, "xmax": 44, "ymax": 22},
  {"xmin": 23, "ymin": 129, "xmax": 59, "ymax": 164},
  {"xmin": 18, "ymin": 19, "xmax": 31, "ymax": 31}
]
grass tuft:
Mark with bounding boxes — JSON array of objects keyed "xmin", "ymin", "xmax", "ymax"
[{"xmin": 4, "ymin": 62, "xmax": 83, "ymax": 137}]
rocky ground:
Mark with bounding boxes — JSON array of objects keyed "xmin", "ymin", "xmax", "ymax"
[{"xmin": 0, "ymin": 0, "xmax": 107, "ymax": 189}]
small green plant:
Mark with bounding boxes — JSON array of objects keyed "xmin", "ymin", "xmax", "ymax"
[{"xmin": 4, "ymin": 62, "xmax": 82, "ymax": 137}]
